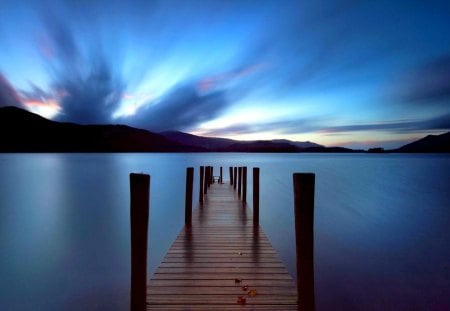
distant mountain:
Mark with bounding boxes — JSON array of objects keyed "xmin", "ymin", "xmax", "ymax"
[
  {"xmin": 160, "ymin": 131, "xmax": 325, "ymax": 152},
  {"xmin": 160, "ymin": 130, "xmax": 236, "ymax": 150},
  {"xmin": 271, "ymin": 139, "xmax": 323, "ymax": 149},
  {"xmin": 5, "ymin": 106, "xmax": 446, "ymax": 153},
  {"xmin": 394, "ymin": 132, "xmax": 450, "ymax": 153},
  {"xmin": 0, "ymin": 106, "xmax": 197, "ymax": 152},
  {"xmin": 219, "ymin": 140, "xmax": 300, "ymax": 152}
]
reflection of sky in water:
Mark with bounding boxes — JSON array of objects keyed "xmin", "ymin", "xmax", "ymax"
[{"xmin": 0, "ymin": 153, "xmax": 449, "ymax": 310}]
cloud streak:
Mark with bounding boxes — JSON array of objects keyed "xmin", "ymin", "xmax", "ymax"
[
  {"xmin": 125, "ymin": 83, "xmax": 229, "ymax": 132},
  {"xmin": 322, "ymin": 114, "xmax": 450, "ymax": 133},
  {"xmin": 389, "ymin": 54, "xmax": 450, "ymax": 104}
]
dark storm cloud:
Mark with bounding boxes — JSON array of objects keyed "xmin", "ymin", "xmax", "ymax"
[
  {"xmin": 0, "ymin": 73, "xmax": 23, "ymax": 107},
  {"xmin": 41, "ymin": 9, "xmax": 124, "ymax": 124},
  {"xmin": 391, "ymin": 55, "xmax": 450, "ymax": 104},
  {"xmin": 126, "ymin": 84, "xmax": 228, "ymax": 132}
]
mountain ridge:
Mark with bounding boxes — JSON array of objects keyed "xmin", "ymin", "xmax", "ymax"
[{"xmin": 0, "ymin": 106, "xmax": 448, "ymax": 153}]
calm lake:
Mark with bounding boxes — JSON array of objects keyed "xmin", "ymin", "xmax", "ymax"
[{"xmin": 0, "ymin": 153, "xmax": 449, "ymax": 310}]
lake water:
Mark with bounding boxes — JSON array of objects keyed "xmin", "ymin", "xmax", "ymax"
[{"xmin": 0, "ymin": 153, "xmax": 449, "ymax": 310}]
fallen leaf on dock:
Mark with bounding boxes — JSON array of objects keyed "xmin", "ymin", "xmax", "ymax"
[
  {"xmin": 247, "ymin": 289, "xmax": 257, "ymax": 297},
  {"xmin": 238, "ymin": 252, "xmax": 243, "ymax": 255},
  {"xmin": 241, "ymin": 285, "xmax": 249, "ymax": 291},
  {"xmin": 237, "ymin": 296, "xmax": 246, "ymax": 304},
  {"xmin": 234, "ymin": 278, "xmax": 242, "ymax": 283}
]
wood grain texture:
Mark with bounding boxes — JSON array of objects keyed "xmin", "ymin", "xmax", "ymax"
[{"xmin": 147, "ymin": 182, "xmax": 297, "ymax": 310}]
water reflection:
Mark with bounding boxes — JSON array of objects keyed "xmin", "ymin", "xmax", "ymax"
[{"xmin": 0, "ymin": 153, "xmax": 449, "ymax": 310}]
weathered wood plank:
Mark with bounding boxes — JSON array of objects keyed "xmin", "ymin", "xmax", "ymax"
[
  {"xmin": 147, "ymin": 286, "xmax": 297, "ymax": 295},
  {"xmin": 147, "ymin": 182, "xmax": 297, "ymax": 310},
  {"xmin": 147, "ymin": 306, "xmax": 298, "ymax": 311}
]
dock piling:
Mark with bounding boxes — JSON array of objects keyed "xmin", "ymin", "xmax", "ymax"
[
  {"xmin": 293, "ymin": 173, "xmax": 315, "ymax": 311},
  {"xmin": 199, "ymin": 166, "xmax": 204, "ymax": 202},
  {"xmin": 242, "ymin": 166, "xmax": 247, "ymax": 202},
  {"xmin": 185, "ymin": 167, "xmax": 194, "ymax": 225},
  {"xmin": 129, "ymin": 173, "xmax": 150, "ymax": 311},
  {"xmin": 238, "ymin": 167, "xmax": 242, "ymax": 197},
  {"xmin": 253, "ymin": 167, "xmax": 260, "ymax": 225},
  {"xmin": 204, "ymin": 166, "xmax": 208, "ymax": 194},
  {"xmin": 229, "ymin": 167, "xmax": 233, "ymax": 185},
  {"xmin": 220, "ymin": 166, "xmax": 223, "ymax": 183},
  {"xmin": 233, "ymin": 167, "xmax": 237, "ymax": 189}
]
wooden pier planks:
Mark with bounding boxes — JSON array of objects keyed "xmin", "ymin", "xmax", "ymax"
[{"xmin": 147, "ymin": 182, "xmax": 297, "ymax": 310}]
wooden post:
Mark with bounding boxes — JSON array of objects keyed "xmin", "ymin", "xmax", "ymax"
[
  {"xmin": 293, "ymin": 173, "xmax": 315, "ymax": 311},
  {"xmin": 199, "ymin": 166, "xmax": 204, "ymax": 203},
  {"xmin": 204, "ymin": 166, "xmax": 208, "ymax": 194},
  {"xmin": 229, "ymin": 167, "xmax": 233, "ymax": 185},
  {"xmin": 130, "ymin": 173, "xmax": 150, "ymax": 311},
  {"xmin": 242, "ymin": 167, "xmax": 247, "ymax": 202},
  {"xmin": 185, "ymin": 167, "xmax": 194, "ymax": 225},
  {"xmin": 209, "ymin": 166, "xmax": 212, "ymax": 185},
  {"xmin": 211, "ymin": 166, "xmax": 214, "ymax": 184},
  {"xmin": 233, "ymin": 167, "xmax": 237, "ymax": 190},
  {"xmin": 253, "ymin": 168, "xmax": 259, "ymax": 225},
  {"xmin": 238, "ymin": 167, "xmax": 242, "ymax": 197},
  {"xmin": 220, "ymin": 167, "xmax": 223, "ymax": 184}
]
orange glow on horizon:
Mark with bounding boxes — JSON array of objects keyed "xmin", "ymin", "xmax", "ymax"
[{"xmin": 23, "ymin": 99, "xmax": 61, "ymax": 119}]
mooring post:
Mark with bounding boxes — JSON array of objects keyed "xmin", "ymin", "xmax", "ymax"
[
  {"xmin": 204, "ymin": 166, "xmax": 208, "ymax": 194},
  {"xmin": 233, "ymin": 167, "xmax": 237, "ymax": 190},
  {"xmin": 199, "ymin": 166, "xmax": 204, "ymax": 203},
  {"xmin": 220, "ymin": 166, "xmax": 223, "ymax": 184},
  {"xmin": 185, "ymin": 167, "xmax": 194, "ymax": 225},
  {"xmin": 209, "ymin": 166, "xmax": 212, "ymax": 185},
  {"xmin": 253, "ymin": 168, "xmax": 259, "ymax": 225},
  {"xmin": 229, "ymin": 167, "xmax": 233, "ymax": 185},
  {"xmin": 293, "ymin": 173, "xmax": 315, "ymax": 311},
  {"xmin": 242, "ymin": 166, "xmax": 247, "ymax": 202},
  {"xmin": 130, "ymin": 173, "xmax": 150, "ymax": 311},
  {"xmin": 211, "ymin": 166, "xmax": 214, "ymax": 184},
  {"xmin": 238, "ymin": 167, "xmax": 242, "ymax": 197}
]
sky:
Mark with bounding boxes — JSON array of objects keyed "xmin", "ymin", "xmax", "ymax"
[{"xmin": 0, "ymin": 0, "xmax": 449, "ymax": 149}]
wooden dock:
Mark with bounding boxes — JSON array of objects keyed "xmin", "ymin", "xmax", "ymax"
[{"xmin": 146, "ymin": 181, "xmax": 298, "ymax": 310}]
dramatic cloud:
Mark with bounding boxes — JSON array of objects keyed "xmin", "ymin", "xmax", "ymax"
[
  {"xmin": 41, "ymin": 9, "xmax": 124, "ymax": 124},
  {"xmin": 125, "ymin": 84, "xmax": 229, "ymax": 132},
  {"xmin": 0, "ymin": 74, "xmax": 22, "ymax": 107}
]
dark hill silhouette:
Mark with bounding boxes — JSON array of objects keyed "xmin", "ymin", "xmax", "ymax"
[
  {"xmin": 271, "ymin": 139, "xmax": 323, "ymax": 149},
  {"xmin": 219, "ymin": 140, "xmax": 300, "ymax": 152},
  {"xmin": 394, "ymin": 132, "xmax": 450, "ymax": 153},
  {"xmin": 159, "ymin": 131, "xmax": 325, "ymax": 151},
  {"xmin": 160, "ymin": 130, "xmax": 237, "ymax": 150},
  {"xmin": 2, "ymin": 106, "xmax": 447, "ymax": 153},
  {"xmin": 0, "ymin": 106, "xmax": 198, "ymax": 152}
]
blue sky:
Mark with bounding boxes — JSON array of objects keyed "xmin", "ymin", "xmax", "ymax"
[{"xmin": 0, "ymin": 0, "xmax": 449, "ymax": 148}]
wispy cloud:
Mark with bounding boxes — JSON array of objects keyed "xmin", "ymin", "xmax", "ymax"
[
  {"xmin": 388, "ymin": 54, "xmax": 450, "ymax": 105},
  {"xmin": 124, "ymin": 83, "xmax": 229, "ymax": 132},
  {"xmin": 321, "ymin": 114, "xmax": 450, "ymax": 133}
]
